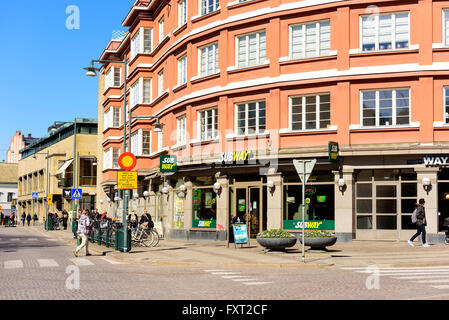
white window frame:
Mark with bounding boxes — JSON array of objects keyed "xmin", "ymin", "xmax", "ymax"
[
  {"xmin": 236, "ymin": 30, "xmax": 266, "ymax": 68},
  {"xmin": 200, "ymin": 0, "xmax": 219, "ymax": 16},
  {"xmin": 179, "ymin": 0, "xmax": 188, "ymax": 27},
  {"xmin": 112, "ymin": 148, "xmax": 120, "ymax": 169},
  {"xmin": 158, "ymin": 131, "xmax": 164, "ymax": 151},
  {"xmin": 288, "ymin": 93, "xmax": 331, "ymax": 131},
  {"xmin": 359, "ymin": 11, "xmax": 410, "ymax": 52},
  {"xmin": 113, "ymin": 107, "xmax": 121, "ymax": 127},
  {"xmin": 235, "ymin": 100, "xmax": 266, "ymax": 136},
  {"xmin": 143, "ymin": 28, "xmax": 153, "ymax": 53},
  {"xmin": 177, "ymin": 115, "xmax": 187, "ymax": 146},
  {"xmin": 198, "ymin": 42, "xmax": 219, "ymax": 77},
  {"xmin": 142, "ymin": 130, "xmax": 151, "ymax": 155},
  {"xmin": 130, "ymin": 79, "xmax": 142, "ymax": 107},
  {"xmin": 178, "ymin": 55, "xmax": 187, "ymax": 86},
  {"xmin": 131, "ymin": 131, "xmax": 139, "ymax": 156},
  {"xmin": 289, "ymin": 20, "xmax": 331, "ymax": 59},
  {"xmin": 360, "ymin": 88, "xmax": 411, "ymax": 127},
  {"xmin": 158, "ymin": 70, "xmax": 164, "ymax": 96},
  {"xmin": 131, "ymin": 30, "xmax": 141, "ymax": 60},
  {"xmin": 197, "ymin": 107, "xmax": 218, "ymax": 141},
  {"xmin": 159, "ymin": 16, "xmax": 165, "ymax": 44},
  {"xmin": 143, "ymin": 78, "xmax": 152, "ymax": 104},
  {"xmin": 104, "ymin": 148, "xmax": 121, "ymax": 170}
]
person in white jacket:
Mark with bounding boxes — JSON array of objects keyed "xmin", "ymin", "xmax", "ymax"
[{"xmin": 74, "ymin": 210, "xmax": 92, "ymax": 257}]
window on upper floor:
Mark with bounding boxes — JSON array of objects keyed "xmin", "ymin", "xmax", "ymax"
[
  {"xmin": 199, "ymin": 42, "xmax": 219, "ymax": 77},
  {"xmin": 131, "ymin": 131, "xmax": 139, "ymax": 156},
  {"xmin": 130, "ymin": 80, "xmax": 141, "ymax": 107},
  {"xmin": 290, "ymin": 20, "xmax": 330, "ymax": 59},
  {"xmin": 360, "ymin": 12, "xmax": 409, "ymax": 52},
  {"xmin": 104, "ymin": 147, "xmax": 121, "ymax": 170},
  {"xmin": 158, "ymin": 131, "xmax": 164, "ymax": 151},
  {"xmin": 444, "ymin": 87, "xmax": 449, "ymax": 124},
  {"xmin": 143, "ymin": 28, "xmax": 153, "ymax": 53},
  {"xmin": 201, "ymin": 0, "xmax": 219, "ymax": 16},
  {"xmin": 104, "ymin": 107, "xmax": 121, "ymax": 130},
  {"xmin": 143, "ymin": 78, "xmax": 152, "ymax": 104},
  {"xmin": 179, "ymin": 0, "xmax": 188, "ymax": 26},
  {"xmin": 131, "ymin": 31, "xmax": 141, "ymax": 60},
  {"xmin": 236, "ymin": 30, "xmax": 266, "ymax": 68},
  {"xmin": 236, "ymin": 101, "xmax": 266, "ymax": 136},
  {"xmin": 131, "ymin": 28, "xmax": 152, "ymax": 60},
  {"xmin": 143, "ymin": 130, "xmax": 151, "ymax": 155},
  {"xmin": 158, "ymin": 70, "xmax": 164, "ymax": 96},
  {"xmin": 177, "ymin": 115, "xmax": 187, "ymax": 145},
  {"xmin": 178, "ymin": 55, "xmax": 187, "ymax": 86},
  {"xmin": 361, "ymin": 88, "xmax": 410, "ymax": 127},
  {"xmin": 159, "ymin": 16, "xmax": 165, "ymax": 44},
  {"xmin": 104, "ymin": 67, "xmax": 121, "ymax": 91},
  {"xmin": 289, "ymin": 93, "xmax": 331, "ymax": 131},
  {"xmin": 198, "ymin": 107, "xmax": 218, "ymax": 141}
]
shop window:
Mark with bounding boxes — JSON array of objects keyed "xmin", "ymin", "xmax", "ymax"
[
  {"xmin": 376, "ymin": 216, "xmax": 397, "ymax": 230},
  {"xmin": 355, "ymin": 170, "xmax": 372, "ymax": 182},
  {"xmin": 357, "ymin": 216, "xmax": 373, "ymax": 229},
  {"xmin": 192, "ymin": 188, "xmax": 217, "ymax": 228},
  {"xmin": 192, "ymin": 176, "xmax": 214, "ymax": 186},
  {"xmin": 79, "ymin": 158, "xmax": 97, "ymax": 186},
  {"xmin": 374, "ymin": 169, "xmax": 399, "ymax": 181},
  {"xmin": 356, "ymin": 183, "xmax": 372, "ymax": 198}
]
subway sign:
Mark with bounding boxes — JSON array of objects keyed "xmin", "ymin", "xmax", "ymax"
[
  {"xmin": 283, "ymin": 220, "xmax": 335, "ymax": 231},
  {"xmin": 219, "ymin": 151, "xmax": 253, "ymax": 165},
  {"xmin": 160, "ymin": 155, "xmax": 178, "ymax": 173}
]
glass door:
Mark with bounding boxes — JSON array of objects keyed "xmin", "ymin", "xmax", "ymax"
[{"xmin": 249, "ymin": 187, "xmax": 260, "ymax": 238}]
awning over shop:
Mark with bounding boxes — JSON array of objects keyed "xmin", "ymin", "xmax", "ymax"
[{"xmin": 56, "ymin": 159, "xmax": 74, "ymax": 176}]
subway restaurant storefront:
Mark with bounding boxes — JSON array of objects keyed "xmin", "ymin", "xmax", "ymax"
[{"xmin": 148, "ymin": 152, "xmax": 338, "ymax": 242}]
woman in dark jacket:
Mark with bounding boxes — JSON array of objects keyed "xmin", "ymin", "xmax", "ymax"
[{"xmin": 408, "ymin": 199, "xmax": 430, "ymax": 247}]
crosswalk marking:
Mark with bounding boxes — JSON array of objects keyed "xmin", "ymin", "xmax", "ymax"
[
  {"xmin": 231, "ymin": 278, "xmax": 258, "ymax": 282},
  {"xmin": 4, "ymin": 260, "xmax": 23, "ymax": 269},
  {"xmin": 204, "ymin": 270, "xmax": 226, "ymax": 272},
  {"xmin": 343, "ymin": 266, "xmax": 449, "ymax": 270},
  {"xmin": 102, "ymin": 258, "xmax": 128, "ymax": 265},
  {"xmin": 244, "ymin": 282, "xmax": 273, "ymax": 286},
  {"xmin": 37, "ymin": 259, "xmax": 59, "ymax": 267},
  {"xmin": 431, "ymin": 285, "xmax": 449, "ymax": 290},
  {"xmin": 27, "ymin": 238, "xmax": 38, "ymax": 241},
  {"xmin": 413, "ymin": 279, "xmax": 449, "ymax": 284},
  {"xmin": 70, "ymin": 258, "xmax": 94, "ymax": 266},
  {"xmin": 211, "ymin": 272, "xmax": 239, "ymax": 275},
  {"xmin": 222, "ymin": 276, "xmax": 249, "ymax": 279},
  {"xmin": 392, "ymin": 275, "xmax": 449, "ymax": 280}
]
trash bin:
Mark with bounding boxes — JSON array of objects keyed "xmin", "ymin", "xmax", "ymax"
[
  {"xmin": 72, "ymin": 220, "xmax": 78, "ymax": 239},
  {"xmin": 115, "ymin": 228, "xmax": 131, "ymax": 252}
]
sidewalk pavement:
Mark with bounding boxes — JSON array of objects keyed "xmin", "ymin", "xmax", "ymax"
[{"xmin": 25, "ymin": 225, "xmax": 449, "ymax": 269}]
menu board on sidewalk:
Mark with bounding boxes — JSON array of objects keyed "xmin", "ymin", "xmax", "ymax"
[{"xmin": 232, "ymin": 224, "xmax": 249, "ymax": 245}]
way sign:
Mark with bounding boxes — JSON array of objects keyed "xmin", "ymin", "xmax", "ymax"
[
  {"xmin": 293, "ymin": 159, "xmax": 317, "ymax": 183},
  {"xmin": 32, "ymin": 193, "xmax": 39, "ymax": 199},
  {"xmin": 71, "ymin": 188, "xmax": 83, "ymax": 200}
]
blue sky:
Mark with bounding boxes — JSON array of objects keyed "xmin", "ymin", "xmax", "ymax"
[{"xmin": 0, "ymin": 1, "xmax": 134, "ymax": 160}]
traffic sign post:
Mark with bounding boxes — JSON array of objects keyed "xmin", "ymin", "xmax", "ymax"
[
  {"xmin": 293, "ymin": 159, "xmax": 317, "ymax": 263},
  {"xmin": 71, "ymin": 188, "xmax": 83, "ymax": 200}
]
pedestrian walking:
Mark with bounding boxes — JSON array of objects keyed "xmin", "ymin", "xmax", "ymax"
[
  {"xmin": 408, "ymin": 198, "xmax": 430, "ymax": 247},
  {"xmin": 33, "ymin": 213, "xmax": 38, "ymax": 226},
  {"xmin": 26, "ymin": 213, "xmax": 31, "ymax": 227},
  {"xmin": 74, "ymin": 210, "xmax": 93, "ymax": 257},
  {"xmin": 21, "ymin": 213, "xmax": 26, "ymax": 226},
  {"xmin": 10, "ymin": 212, "xmax": 15, "ymax": 226},
  {"xmin": 62, "ymin": 209, "xmax": 68, "ymax": 230}
]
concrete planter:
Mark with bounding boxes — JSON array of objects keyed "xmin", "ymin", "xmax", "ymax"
[
  {"xmin": 256, "ymin": 235, "xmax": 297, "ymax": 251},
  {"xmin": 299, "ymin": 236, "xmax": 337, "ymax": 251}
]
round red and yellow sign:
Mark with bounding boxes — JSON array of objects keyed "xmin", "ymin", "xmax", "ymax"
[{"xmin": 118, "ymin": 152, "xmax": 137, "ymax": 171}]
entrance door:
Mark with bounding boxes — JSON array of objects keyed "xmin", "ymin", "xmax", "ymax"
[{"xmin": 234, "ymin": 186, "xmax": 262, "ymax": 239}]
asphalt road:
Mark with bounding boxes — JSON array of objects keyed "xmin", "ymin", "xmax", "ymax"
[{"xmin": 1, "ymin": 226, "xmax": 449, "ymax": 304}]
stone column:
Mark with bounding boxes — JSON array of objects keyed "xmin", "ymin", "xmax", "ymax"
[
  {"xmin": 334, "ymin": 168, "xmax": 354, "ymax": 242},
  {"xmin": 266, "ymin": 169, "xmax": 282, "ymax": 230},
  {"xmin": 215, "ymin": 175, "xmax": 229, "ymax": 241},
  {"xmin": 416, "ymin": 167, "xmax": 441, "ymax": 243}
]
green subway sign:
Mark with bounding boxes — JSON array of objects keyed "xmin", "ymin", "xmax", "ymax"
[
  {"xmin": 283, "ymin": 220, "xmax": 335, "ymax": 231},
  {"xmin": 160, "ymin": 155, "xmax": 177, "ymax": 173},
  {"xmin": 192, "ymin": 219, "xmax": 216, "ymax": 229}
]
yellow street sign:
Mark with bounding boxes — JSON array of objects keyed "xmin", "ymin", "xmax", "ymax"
[
  {"xmin": 47, "ymin": 194, "xmax": 53, "ymax": 205},
  {"xmin": 117, "ymin": 171, "xmax": 138, "ymax": 190}
]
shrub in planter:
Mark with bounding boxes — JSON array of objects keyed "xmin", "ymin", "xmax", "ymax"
[
  {"xmin": 299, "ymin": 230, "xmax": 337, "ymax": 251},
  {"xmin": 256, "ymin": 229, "xmax": 297, "ymax": 250}
]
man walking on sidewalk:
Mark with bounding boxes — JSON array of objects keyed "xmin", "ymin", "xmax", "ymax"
[{"xmin": 409, "ymin": 198, "xmax": 430, "ymax": 247}]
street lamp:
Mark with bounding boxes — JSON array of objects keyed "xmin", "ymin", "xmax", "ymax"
[
  {"xmin": 85, "ymin": 57, "xmax": 164, "ymax": 252},
  {"xmin": 32, "ymin": 151, "xmax": 50, "ymax": 231}
]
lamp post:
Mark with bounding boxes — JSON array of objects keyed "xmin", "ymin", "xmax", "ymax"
[
  {"xmin": 32, "ymin": 151, "xmax": 49, "ymax": 231},
  {"xmin": 85, "ymin": 58, "xmax": 163, "ymax": 252}
]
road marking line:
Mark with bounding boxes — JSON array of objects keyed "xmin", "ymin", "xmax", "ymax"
[
  {"xmin": 4, "ymin": 260, "xmax": 24, "ymax": 269},
  {"xmin": 356, "ymin": 268, "xmax": 449, "ymax": 273},
  {"xmin": 431, "ymin": 285, "xmax": 449, "ymax": 290},
  {"xmin": 204, "ymin": 270, "xmax": 226, "ymax": 272},
  {"xmin": 356, "ymin": 271, "xmax": 449, "ymax": 275},
  {"xmin": 102, "ymin": 258, "xmax": 128, "ymax": 265},
  {"xmin": 37, "ymin": 259, "xmax": 59, "ymax": 268},
  {"xmin": 27, "ymin": 238, "xmax": 38, "ymax": 241},
  {"xmin": 231, "ymin": 278, "xmax": 258, "ymax": 282},
  {"xmin": 243, "ymin": 282, "xmax": 273, "ymax": 286},
  {"xmin": 70, "ymin": 258, "xmax": 94, "ymax": 266},
  {"xmin": 10, "ymin": 238, "xmax": 20, "ymax": 241},
  {"xmin": 222, "ymin": 276, "xmax": 248, "ymax": 279},
  {"xmin": 343, "ymin": 266, "xmax": 449, "ymax": 270},
  {"xmin": 46, "ymin": 239, "xmax": 58, "ymax": 241},
  {"xmin": 413, "ymin": 279, "xmax": 449, "ymax": 284},
  {"xmin": 392, "ymin": 275, "xmax": 449, "ymax": 280},
  {"xmin": 211, "ymin": 272, "xmax": 239, "ymax": 275}
]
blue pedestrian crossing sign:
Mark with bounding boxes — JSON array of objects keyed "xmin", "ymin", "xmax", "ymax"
[
  {"xmin": 32, "ymin": 193, "xmax": 38, "ymax": 199},
  {"xmin": 71, "ymin": 188, "xmax": 83, "ymax": 200}
]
